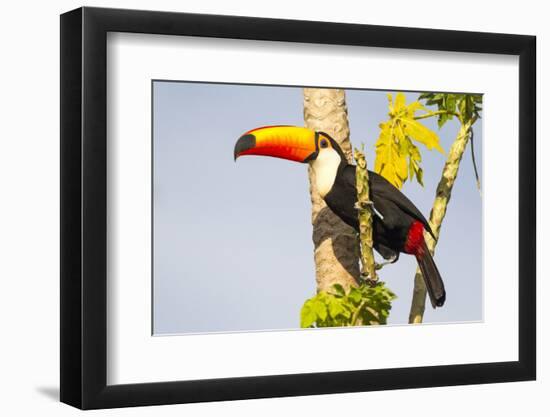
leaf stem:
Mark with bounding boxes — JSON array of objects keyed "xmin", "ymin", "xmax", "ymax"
[
  {"xmin": 351, "ymin": 299, "xmax": 368, "ymax": 326},
  {"xmin": 414, "ymin": 110, "xmax": 459, "ymax": 121},
  {"xmin": 469, "ymin": 126, "xmax": 482, "ymax": 196}
]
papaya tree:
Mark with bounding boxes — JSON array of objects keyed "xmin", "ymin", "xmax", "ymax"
[{"xmin": 408, "ymin": 93, "xmax": 482, "ymax": 323}]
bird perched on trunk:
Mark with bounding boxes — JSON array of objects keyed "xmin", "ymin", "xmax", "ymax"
[{"xmin": 234, "ymin": 125, "xmax": 446, "ymax": 308}]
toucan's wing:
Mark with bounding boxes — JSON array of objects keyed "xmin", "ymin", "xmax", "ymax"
[
  {"xmin": 329, "ymin": 165, "xmax": 435, "ymax": 240},
  {"xmin": 368, "ymin": 170, "xmax": 436, "ymax": 240},
  {"xmin": 331, "ymin": 164, "xmax": 391, "ymax": 228}
]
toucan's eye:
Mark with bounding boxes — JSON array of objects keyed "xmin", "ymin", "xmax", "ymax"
[{"xmin": 320, "ymin": 139, "xmax": 329, "ymax": 149}]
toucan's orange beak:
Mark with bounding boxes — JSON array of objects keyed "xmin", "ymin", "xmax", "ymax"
[{"xmin": 234, "ymin": 125, "xmax": 318, "ymax": 163}]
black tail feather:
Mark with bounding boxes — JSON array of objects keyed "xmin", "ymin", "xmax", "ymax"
[{"xmin": 416, "ymin": 242, "xmax": 446, "ymax": 308}]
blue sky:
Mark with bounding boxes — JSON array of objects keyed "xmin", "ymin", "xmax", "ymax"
[{"xmin": 153, "ymin": 81, "xmax": 482, "ymax": 334}]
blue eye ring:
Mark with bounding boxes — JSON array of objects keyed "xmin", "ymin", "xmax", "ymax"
[{"xmin": 320, "ymin": 139, "xmax": 329, "ymax": 149}]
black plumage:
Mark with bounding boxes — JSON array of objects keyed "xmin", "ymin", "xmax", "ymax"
[
  {"xmin": 324, "ymin": 160, "xmax": 446, "ymax": 308},
  {"xmin": 324, "ymin": 164, "xmax": 432, "ymax": 253}
]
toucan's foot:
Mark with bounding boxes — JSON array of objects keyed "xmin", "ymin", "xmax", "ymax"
[
  {"xmin": 360, "ymin": 272, "xmax": 378, "ymax": 287},
  {"xmin": 375, "ymin": 254, "xmax": 399, "ymax": 270},
  {"xmin": 354, "ymin": 201, "xmax": 373, "ymax": 210}
]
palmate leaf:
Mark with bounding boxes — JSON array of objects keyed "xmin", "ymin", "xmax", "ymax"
[
  {"xmin": 374, "ymin": 93, "xmax": 444, "ymax": 189},
  {"xmin": 374, "ymin": 121, "xmax": 408, "ymax": 188},
  {"xmin": 313, "ymin": 299, "xmax": 327, "ymax": 321},
  {"xmin": 300, "ymin": 283, "xmax": 396, "ymax": 328},
  {"xmin": 408, "ymin": 142, "xmax": 423, "ymax": 186},
  {"xmin": 403, "ymin": 119, "xmax": 444, "ymax": 153},
  {"xmin": 328, "ymin": 297, "xmax": 348, "ymax": 319},
  {"xmin": 300, "ymin": 299, "xmax": 317, "ymax": 328},
  {"xmin": 419, "ymin": 92, "xmax": 482, "ymax": 126}
]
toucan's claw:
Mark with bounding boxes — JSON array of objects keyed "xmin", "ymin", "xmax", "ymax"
[
  {"xmin": 360, "ymin": 272, "xmax": 373, "ymax": 280},
  {"xmin": 375, "ymin": 253, "xmax": 399, "ymax": 270},
  {"xmin": 360, "ymin": 272, "xmax": 378, "ymax": 287},
  {"xmin": 354, "ymin": 201, "xmax": 373, "ymax": 210}
]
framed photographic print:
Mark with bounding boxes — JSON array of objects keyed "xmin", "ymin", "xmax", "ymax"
[{"xmin": 60, "ymin": 6, "xmax": 536, "ymax": 409}]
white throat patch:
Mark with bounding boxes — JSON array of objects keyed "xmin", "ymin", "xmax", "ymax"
[{"xmin": 311, "ymin": 149, "xmax": 341, "ymax": 198}]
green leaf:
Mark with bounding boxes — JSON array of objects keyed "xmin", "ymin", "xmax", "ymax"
[
  {"xmin": 445, "ymin": 95, "xmax": 457, "ymax": 113},
  {"xmin": 419, "ymin": 92, "xmax": 482, "ymax": 125},
  {"xmin": 313, "ymin": 299, "xmax": 327, "ymax": 321},
  {"xmin": 415, "ymin": 166, "xmax": 424, "ymax": 186},
  {"xmin": 300, "ymin": 300, "xmax": 317, "ymax": 328},
  {"xmin": 328, "ymin": 297, "xmax": 346, "ymax": 319},
  {"xmin": 437, "ymin": 113, "xmax": 452, "ymax": 129},
  {"xmin": 458, "ymin": 97, "xmax": 466, "ymax": 119},
  {"xmin": 300, "ymin": 283, "xmax": 396, "ymax": 327},
  {"xmin": 332, "ymin": 283, "xmax": 346, "ymax": 296},
  {"xmin": 348, "ymin": 287, "xmax": 362, "ymax": 304}
]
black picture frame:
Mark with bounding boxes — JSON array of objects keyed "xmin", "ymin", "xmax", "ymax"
[{"xmin": 60, "ymin": 6, "xmax": 536, "ymax": 410}]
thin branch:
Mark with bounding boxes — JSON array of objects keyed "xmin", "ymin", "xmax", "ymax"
[{"xmin": 354, "ymin": 147, "xmax": 378, "ymax": 285}]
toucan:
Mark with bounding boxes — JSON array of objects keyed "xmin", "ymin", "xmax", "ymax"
[{"xmin": 234, "ymin": 125, "xmax": 446, "ymax": 308}]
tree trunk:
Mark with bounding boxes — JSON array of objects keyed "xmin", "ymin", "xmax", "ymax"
[
  {"xmin": 303, "ymin": 88, "xmax": 360, "ymax": 292},
  {"xmin": 408, "ymin": 120, "xmax": 474, "ymax": 323}
]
